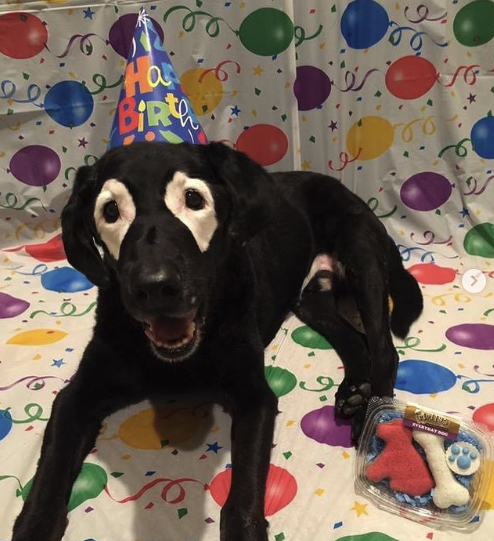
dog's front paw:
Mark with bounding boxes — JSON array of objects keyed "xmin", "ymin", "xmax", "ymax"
[
  {"xmin": 334, "ymin": 379, "xmax": 372, "ymax": 445},
  {"xmin": 220, "ymin": 504, "xmax": 268, "ymax": 541},
  {"xmin": 221, "ymin": 520, "xmax": 269, "ymax": 541},
  {"xmin": 335, "ymin": 378, "xmax": 371, "ymax": 419},
  {"xmin": 12, "ymin": 512, "xmax": 68, "ymax": 541},
  {"xmin": 12, "ymin": 528, "xmax": 59, "ymax": 541}
]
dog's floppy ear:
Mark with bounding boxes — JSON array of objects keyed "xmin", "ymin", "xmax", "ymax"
[
  {"xmin": 204, "ymin": 142, "xmax": 276, "ymax": 244},
  {"xmin": 61, "ymin": 165, "xmax": 111, "ymax": 288}
]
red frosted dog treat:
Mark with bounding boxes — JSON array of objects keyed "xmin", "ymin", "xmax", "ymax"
[{"xmin": 366, "ymin": 419, "xmax": 435, "ymax": 496}]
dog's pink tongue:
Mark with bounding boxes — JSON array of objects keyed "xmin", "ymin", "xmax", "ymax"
[{"xmin": 148, "ymin": 313, "xmax": 195, "ymax": 343}]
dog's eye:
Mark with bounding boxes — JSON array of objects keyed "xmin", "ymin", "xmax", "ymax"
[
  {"xmin": 185, "ymin": 189, "xmax": 205, "ymax": 211},
  {"xmin": 103, "ymin": 200, "xmax": 120, "ymax": 223}
]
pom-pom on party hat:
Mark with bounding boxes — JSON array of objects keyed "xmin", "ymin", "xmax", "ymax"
[{"xmin": 108, "ymin": 7, "xmax": 207, "ymax": 148}]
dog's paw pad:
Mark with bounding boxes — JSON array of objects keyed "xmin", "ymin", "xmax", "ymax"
[
  {"xmin": 446, "ymin": 442, "xmax": 480, "ymax": 475},
  {"xmin": 346, "ymin": 392, "xmax": 365, "ymax": 407},
  {"xmin": 335, "ymin": 381, "xmax": 372, "ymax": 418}
]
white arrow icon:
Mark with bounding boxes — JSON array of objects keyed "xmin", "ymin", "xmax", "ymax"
[{"xmin": 462, "ymin": 269, "xmax": 486, "ymax": 294}]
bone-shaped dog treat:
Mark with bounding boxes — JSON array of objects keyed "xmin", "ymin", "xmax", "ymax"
[{"xmin": 412, "ymin": 430, "xmax": 470, "ymax": 509}]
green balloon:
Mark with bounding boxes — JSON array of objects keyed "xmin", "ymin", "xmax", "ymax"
[
  {"xmin": 336, "ymin": 533, "xmax": 400, "ymax": 541},
  {"xmin": 21, "ymin": 462, "xmax": 108, "ymax": 511},
  {"xmin": 68, "ymin": 462, "xmax": 107, "ymax": 511},
  {"xmin": 238, "ymin": 8, "xmax": 294, "ymax": 56},
  {"xmin": 265, "ymin": 365, "xmax": 297, "ymax": 397},
  {"xmin": 291, "ymin": 325, "xmax": 333, "ymax": 350},
  {"xmin": 453, "ymin": 0, "xmax": 494, "ymax": 47},
  {"xmin": 463, "ymin": 222, "xmax": 494, "ymax": 258}
]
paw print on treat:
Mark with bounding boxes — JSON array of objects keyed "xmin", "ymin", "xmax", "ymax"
[{"xmin": 445, "ymin": 442, "xmax": 480, "ymax": 476}]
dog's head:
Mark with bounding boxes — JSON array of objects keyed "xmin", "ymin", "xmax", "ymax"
[{"xmin": 61, "ymin": 142, "xmax": 275, "ymax": 362}]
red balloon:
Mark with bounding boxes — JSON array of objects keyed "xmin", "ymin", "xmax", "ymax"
[
  {"xmin": 208, "ymin": 464, "xmax": 297, "ymax": 516},
  {"xmin": 25, "ymin": 234, "xmax": 66, "ymax": 262},
  {"xmin": 473, "ymin": 403, "xmax": 494, "ymax": 432},
  {"xmin": 408, "ymin": 263, "xmax": 456, "ymax": 285},
  {"xmin": 236, "ymin": 124, "xmax": 288, "ymax": 166},
  {"xmin": 0, "ymin": 13, "xmax": 48, "ymax": 59},
  {"xmin": 385, "ymin": 56, "xmax": 437, "ymax": 100}
]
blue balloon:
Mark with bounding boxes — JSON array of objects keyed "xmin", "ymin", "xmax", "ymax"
[
  {"xmin": 41, "ymin": 267, "xmax": 94, "ymax": 293},
  {"xmin": 471, "ymin": 116, "xmax": 494, "ymax": 159},
  {"xmin": 44, "ymin": 81, "xmax": 94, "ymax": 128},
  {"xmin": 0, "ymin": 409, "xmax": 13, "ymax": 441},
  {"xmin": 341, "ymin": 0, "xmax": 389, "ymax": 49},
  {"xmin": 395, "ymin": 359, "xmax": 457, "ymax": 394}
]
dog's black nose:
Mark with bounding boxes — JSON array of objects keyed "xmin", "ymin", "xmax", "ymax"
[{"xmin": 132, "ymin": 268, "xmax": 182, "ymax": 308}]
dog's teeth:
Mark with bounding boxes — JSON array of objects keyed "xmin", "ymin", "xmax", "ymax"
[
  {"xmin": 187, "ymin": 321, "xmax": 196, "ymax": 335},
  {"xmin": 164, "ymin": 333, "xmax": 193, "ymax": 349},
  {"xmin": 145, "ymin": 320, "xmax": 197, "ymax": 352}
]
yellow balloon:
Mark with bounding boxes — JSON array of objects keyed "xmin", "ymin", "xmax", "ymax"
[
  {"xmin": 7, "ymin": 329, "xmax": 67, "ymax": 345},
  {"xmin": 347, "ymin": 116, "xmax": 394, "ymax": 160},
  {"xmin": 181, "ymin": 68, "xmax": 223, "ymax": 116},
  {"xmin": 118, "ymin": 406, "xmax": 200, "ymax": 450}
]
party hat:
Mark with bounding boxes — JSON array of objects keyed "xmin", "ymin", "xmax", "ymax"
[{"xmin": 108, "ymin": 7, "xmax": 207, "ymax": 148}]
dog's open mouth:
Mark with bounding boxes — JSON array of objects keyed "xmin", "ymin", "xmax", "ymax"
[{"xmin": 143, "ymin": 311, "xmax": 202, "ymax": 361}]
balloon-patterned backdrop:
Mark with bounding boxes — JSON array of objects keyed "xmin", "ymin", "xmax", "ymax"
[{"xmin": 1, "ymin": 1, "xmax": 494, "ymax": 541}]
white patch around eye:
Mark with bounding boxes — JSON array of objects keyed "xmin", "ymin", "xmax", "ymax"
[
  {"xmin": 164, "ymin": 171, "xmax": 217, "ymax": 252},
  {"xmin": 93, "ymin": 179, "xmax": 136, "ymax": 260}
]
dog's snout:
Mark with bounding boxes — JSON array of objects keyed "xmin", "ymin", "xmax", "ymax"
[{"xmin": 132, "ymin": 268, "xmax": 182, "ymax": 307}]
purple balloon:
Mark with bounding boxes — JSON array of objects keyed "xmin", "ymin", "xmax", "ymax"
[
  {"xmin": 9, "ymin": 145, "xmax": 61, "ymax": 187},
  {"xmin": 294, "ymin": 65, "xmax": 332, "ymax": 111},
  {"xmin": 109, "ymin": 14, "xmax": 165, "ymax": 58},
  {"xmin": 446, "ymin": 323, "xmax": 494, "ymax": 350},
  {"xmin": 0, "ymin": 292, "xmax": 30, "ymax": 319},
  {"xmin": 301, "ymin": 405, "xmax": 352, "ymax": 448},
  {"xmin": 400, "ymin": 171, "xmax": 452, "ymax": 211}
]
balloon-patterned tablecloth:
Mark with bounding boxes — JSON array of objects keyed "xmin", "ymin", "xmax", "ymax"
[{"xmin": 1, "ymin": 1, "xmax": 494, "ymax": 541}]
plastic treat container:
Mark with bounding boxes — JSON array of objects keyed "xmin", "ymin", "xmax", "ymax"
[{"xmin": 355, "ymin": 397, "xmax": 493, "ymax": 531}]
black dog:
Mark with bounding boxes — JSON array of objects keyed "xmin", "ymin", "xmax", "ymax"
[{"xmin": 12, "ymin": 142, "xmax": 422, "ymax": 541}]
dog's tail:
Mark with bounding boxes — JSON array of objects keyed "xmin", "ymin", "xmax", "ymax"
[{"xmin": 387, "ymin": 237, "xmax": 423, "ymax": 339}]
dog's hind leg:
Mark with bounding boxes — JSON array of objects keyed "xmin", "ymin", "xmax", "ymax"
[
  {"xmin": 341, "ymin": 241, "xmax": 399, "ymax": 400},
  {"xmin": 12, "ymin": 341, "xmax": 144, "ymax": 541},
  {"xmin": 293, "ymin": 271, "xmax": 373, "ymax": 442}
]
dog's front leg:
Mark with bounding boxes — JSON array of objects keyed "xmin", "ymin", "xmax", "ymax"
[
  {"xmin": 11, "ymin": 382, "xmax": 104, "ymax": 541},
  {"xmin": 12, "ymin": 341, "xmax": 142, "ymax": 541},
  {"xmin": 220, "ymin": 368, "xmax": 278, "ymax": 541}
]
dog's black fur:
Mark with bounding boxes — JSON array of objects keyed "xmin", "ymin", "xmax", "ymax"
[{"xmin": 12, "ymin": 142, "xmax": 422, "ymax": 541}]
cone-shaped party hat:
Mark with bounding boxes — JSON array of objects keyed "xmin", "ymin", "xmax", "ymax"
[{"xmin": 108, "ymin": 7, "xmax": 207, "ymax": 148}]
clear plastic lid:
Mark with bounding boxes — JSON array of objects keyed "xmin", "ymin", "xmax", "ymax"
[{"xmin": 355, "ymin": 397, "xmax": 494, "ymax": 531}]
